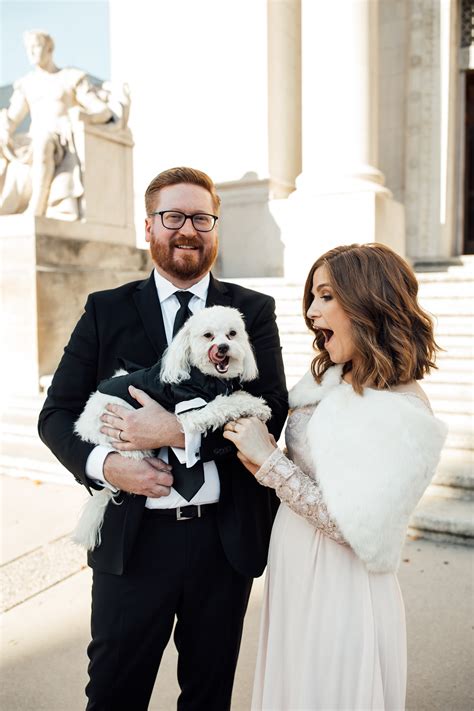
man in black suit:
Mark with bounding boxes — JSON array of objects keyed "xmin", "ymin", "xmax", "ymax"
[{"xmin": 38, "ymin": 166, "xmax": 288, "ymax": 711}]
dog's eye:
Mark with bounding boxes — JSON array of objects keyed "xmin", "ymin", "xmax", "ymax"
[
  {"xmin": 228, "ymin": 330, "xmax": 237, "ymax": 338},
  {"xmin": 203, "ymin": 332, "xmax": 213, "ymax": 339}
]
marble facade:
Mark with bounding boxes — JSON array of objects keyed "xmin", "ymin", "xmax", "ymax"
[{"xmin": 125, "ymin": 0, "xmax": 461, "ymax": 278}]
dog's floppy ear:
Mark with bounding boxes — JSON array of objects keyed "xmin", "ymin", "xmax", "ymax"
[
  {"xmin": 160, "ymin": 321, "xmax": 192, "ymax": 383},
  {"xmin": 240, "ymin": 333, "xmax": 259, "ymax": 382}
]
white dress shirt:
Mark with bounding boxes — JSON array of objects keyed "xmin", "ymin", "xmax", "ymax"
[{"xmin": 85, "ymin": 269, "xmax": 220, "ymax": 507}]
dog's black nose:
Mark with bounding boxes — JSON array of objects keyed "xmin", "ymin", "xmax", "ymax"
[{"xmin": 217, "ymin": 344, "xmax": 229, "ymax": 354}]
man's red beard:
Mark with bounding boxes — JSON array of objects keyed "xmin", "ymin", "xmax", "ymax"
[{"xmin": 149, "ymin": 236, "xmax": 219, "ymax": 281}]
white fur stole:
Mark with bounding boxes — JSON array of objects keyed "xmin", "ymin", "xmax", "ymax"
[{"xmin": 289, "ymin": 367, "xmax": 448, "ymax": 572}]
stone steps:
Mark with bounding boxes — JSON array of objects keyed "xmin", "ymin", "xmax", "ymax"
[
  {"xmin": 276, "ymin": 314, "xmax": 474, "ymax": 336},
  {"xmin": 236, "ymin": 261, "xmax": 474, "ymax": 545},
  {"xmin": 279, "ymin": 336, "xmax": 473, "ymax": 361},
  {"xmin": 409, "ymin": 493, "xmax": 474, "ymax": 545},
  {"xmin": 1, "ymin": 261, "xmax": 472, "ymax": 545},
  {"xmin": 433, "ymin": 449, "xmax": 474, "ymax": 489}
]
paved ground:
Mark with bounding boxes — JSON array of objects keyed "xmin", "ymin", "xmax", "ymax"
[{"xmin": 1, "ymin": 474, "xmax": 473, "ymax": 711}]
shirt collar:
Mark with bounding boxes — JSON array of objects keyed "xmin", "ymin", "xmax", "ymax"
[{"xmin": 153, "ymin": 269, "xmax": 210, "ymax": 304}]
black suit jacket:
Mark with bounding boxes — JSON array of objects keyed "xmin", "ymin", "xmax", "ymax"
[{"xmin": 38, "ymin": 273, "xmax": 288, "ymax": 577}]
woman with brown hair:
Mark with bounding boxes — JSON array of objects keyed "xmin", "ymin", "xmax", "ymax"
[{"xmin": 224, "ymin": 243, "xmax": 447, "ymax": 710}]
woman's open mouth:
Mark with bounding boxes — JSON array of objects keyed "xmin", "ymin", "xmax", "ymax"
[
  {"xmin": 319, "ymin": 328, "xmax": 334, "ymax": 345},
  {"xmin": 208, "ymin": 345, "xmax": 230, "ymax": 373}
]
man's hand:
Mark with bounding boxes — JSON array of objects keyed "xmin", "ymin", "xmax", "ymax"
[
  {"xmin": 103, "ymin": 452, "xmax": 173, "ymax": 498},
  {"xmin": 100, "ymin": 386, "xmax": 185, "ymax": 450}
]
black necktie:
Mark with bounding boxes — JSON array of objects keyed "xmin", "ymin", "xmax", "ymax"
[
  {"xmin": 170, "ymin": 289, "xmax": 204, "ymax": 500},
  {"xmin": 173, "ymin": 291, "xmax": 193, "ymax": 337}
]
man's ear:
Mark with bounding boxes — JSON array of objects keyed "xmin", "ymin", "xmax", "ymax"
[{"xmin": 144, "ymin": 217, "xmax": 152, "ymax": 243}]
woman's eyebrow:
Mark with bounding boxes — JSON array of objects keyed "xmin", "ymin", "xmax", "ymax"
[{"xmin": 315, "ymin": 282, "xmax": 331, "ymax": 292}]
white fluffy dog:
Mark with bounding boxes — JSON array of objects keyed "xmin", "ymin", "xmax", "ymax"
[{"xmin": 73, "ymin": 306, "xmax": 271, "ymax": 550}]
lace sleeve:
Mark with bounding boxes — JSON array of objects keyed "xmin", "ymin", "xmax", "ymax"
[{"xmin": 256, "ymin": 449, "xmax": 347, "ymax": 544}]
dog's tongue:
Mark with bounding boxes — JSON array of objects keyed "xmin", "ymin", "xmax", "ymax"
[{"xmin": 208, "ymin": 344, "xmax": 226, "ymax": 364}]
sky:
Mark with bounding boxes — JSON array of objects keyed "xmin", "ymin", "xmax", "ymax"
[{"xmin": 0, "ymin": 0, "xmax": 110, "ymax": 86}]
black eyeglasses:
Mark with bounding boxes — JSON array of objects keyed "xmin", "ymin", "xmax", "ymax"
[{"xmin": 150, "ymin": 210, "xmax": 218, "ymax": 232}]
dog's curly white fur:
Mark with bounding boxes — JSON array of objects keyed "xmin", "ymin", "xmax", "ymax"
[
  {"xmin": 160, "ymin": 305, "xmax": 259, "ymax": 383},
  {"xmin": 72, "ymin": 306, "xmax": 271, "ymax": 551}
]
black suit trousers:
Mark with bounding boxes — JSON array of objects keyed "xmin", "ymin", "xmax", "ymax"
[{"xmin": 85, "ymin": 509, "xmax": 253, "ymax": 711}]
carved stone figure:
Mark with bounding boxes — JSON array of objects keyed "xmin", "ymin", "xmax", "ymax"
[{"xmin": 0, "ymin": 30, "xmax": 130, "ymax": 219}]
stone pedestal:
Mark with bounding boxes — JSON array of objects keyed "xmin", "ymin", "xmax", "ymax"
[
  {"xmin": 216, "ymin": 175, "xmax": 284, "ymax": 277},
  {"xmin": 72, "ymin": 121, "xmax": 135, "ymax": 244},
  {"xmin": 0, "ymin": 215, "xmax": 152, "ymax": 394}
]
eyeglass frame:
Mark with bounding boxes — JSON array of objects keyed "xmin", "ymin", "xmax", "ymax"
[{"xmin": 149, "ymin": 210, "xmax": 219, "ymax": 232}]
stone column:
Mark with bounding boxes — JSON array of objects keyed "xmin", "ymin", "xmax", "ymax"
[
  {"xmin": 404, "ymin": 0, "xmax": 460, "ymax": 263},
  {"xmin": 267, "ymin": 0, "xmax": 302, "ymax": 198},
  {"xmin": 302, "ymin": 0, "xmax": 382, "ymax": 186},
  {"xmin": 280, "ymin": 0, "xmax": 405, "ymax": 278}
]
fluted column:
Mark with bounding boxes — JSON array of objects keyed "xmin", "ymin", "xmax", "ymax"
[
  {"xmin": 280, "ymin": 0, "xmax": 405, "ymax": 278},
  {"xmin": 267, "ymin": 0, "xmax": 302, "ymax": 198},
  {"xmin": 301, "ymin": 0, "xmax": 384, "ymax": 188}
]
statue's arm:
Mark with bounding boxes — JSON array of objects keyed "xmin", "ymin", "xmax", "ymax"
[
  {"xmin": 0, "ymin": 84, "xmax": 29, "ymax": 141},
  {"xmin": 75, "ymin": 76, "xmax": 112, "ymax": 124}
]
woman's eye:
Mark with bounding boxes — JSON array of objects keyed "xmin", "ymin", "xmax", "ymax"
[
  {"xmin": 203, "ymin": 332, "xmax": 213, "ymax": 339},
  {"xmin": 228, "ymin": 330, "xmax": 237, "ymax": 338},
  {"xmin": 321, "ymin": 294, "xmax": 332, "ymax": 302}
]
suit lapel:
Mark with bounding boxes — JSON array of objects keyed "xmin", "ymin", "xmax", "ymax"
[
  {"xmin": 132, "ymin": 272, "xmax": 168, "ymax": 357},
  {"xmin": 206, "ymin": 274, "xmax": 232, "ymax": 307},
  {"xmin": 132, "ymin": 272, "xmax": 231, "ymax": 356}
]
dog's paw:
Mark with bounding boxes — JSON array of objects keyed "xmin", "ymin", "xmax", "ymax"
[
  {"xmin": 220, "ymin": 391, "xmax": 271, "ymax": 423},
  {"xmin": 178, "ymin": 407, "xmax": 215, "ymax": 434},
  {"xmin": 177, "ymin": 392, "xmax": 271, "ymax": 434},
  {"xmin": 243, "ymin": 398, "xmax": 272, "ymax": 422}
]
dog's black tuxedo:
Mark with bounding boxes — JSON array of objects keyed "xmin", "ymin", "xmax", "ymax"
[
  {"xmin": 38, "ymin": 273, "xmax": 288, "ymax": 577},
  {"xmin": 97, "ymin": 363, "xmax": 245, "ymax": 501},
  {"xmin": 98, "ymin": 363, "xmax": 242, "ymax": 410}
]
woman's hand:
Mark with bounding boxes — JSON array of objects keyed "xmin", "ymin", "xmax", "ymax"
[{"xmin": 223, "ymin": 417, "xmax": 277, "ymax": 470}]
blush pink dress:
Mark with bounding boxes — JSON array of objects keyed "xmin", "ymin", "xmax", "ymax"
[{"xmin": 251, "ymin": 405, "xmax": 408, "ymax": 711}]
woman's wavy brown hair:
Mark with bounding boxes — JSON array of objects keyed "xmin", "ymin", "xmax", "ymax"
[{"xmin": 303, "ymin": 243, "xmax": 440, "ymax": 394}]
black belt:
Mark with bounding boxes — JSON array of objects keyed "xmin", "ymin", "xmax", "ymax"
[{"xmin": 143, "ymin": 503, "xmax": 218, "ymax": 521}]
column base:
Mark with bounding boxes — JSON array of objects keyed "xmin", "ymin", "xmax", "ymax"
[
  {"xmin": 277, "ymin": 181, "xmax": 405, "ymax": 280},
  {"xmin": 216, "ymin": 175, "xmax": 285, "ymax": 277}
]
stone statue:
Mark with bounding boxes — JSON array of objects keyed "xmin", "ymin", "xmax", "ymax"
[{"xmin": 0, "ymin": 30, "xmax": 131, "ymax": 219}]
